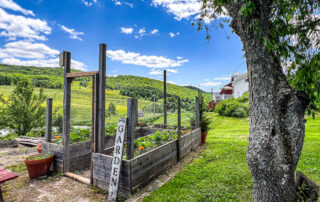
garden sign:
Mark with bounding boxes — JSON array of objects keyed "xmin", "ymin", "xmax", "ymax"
[{"xmin": 107, "ymin": 117, "xmax": 127, "ymax": 202}]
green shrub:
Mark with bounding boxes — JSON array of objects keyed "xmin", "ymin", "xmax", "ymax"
[
  {"xmin": 215, "ymin": 94, "xmax": 249, "ymax": 118},
  {"xmin": 0, "ymin": 132, "xmax": 17, "ymax": 141}
]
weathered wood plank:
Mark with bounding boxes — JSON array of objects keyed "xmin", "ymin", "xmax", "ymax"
[
  {"xmin": 177, "ymin": 97, "xmax": 182, "ymax": 161},
  {"xmin": 65, "ymin": 172, "xmax": 90, "ymax": 185},
  {"xmin": 66, "ymin": 71, "xmax": 98, "ymax": 78},
  {"xmin": 45, "ymin": 98, "xmax": 53, "ymax": 142},
  {"xmin": 163, "ymin": 70, "xmax": 167, "ymax": 125},
  {"xmin": 62, "ymin": 51, "xmax": 71, "ymax": 173},
  {"xmin": 127, "ymin": 98, "xmax": 137, "ymax": 160},
  {"xmin": 93, "ymin": 178, "xmax": 131, "ymax": 197},
  {"xmin": 97, "ymin": 43, "xmax": 106, "ymax": 153}
]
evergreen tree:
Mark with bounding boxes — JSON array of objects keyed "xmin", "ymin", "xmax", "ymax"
[{"xmin": 0, "ymin": 77, "xmax": 46, "ymax": 136}]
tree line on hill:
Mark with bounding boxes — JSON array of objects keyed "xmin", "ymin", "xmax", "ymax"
[{"xmin": 0, "ymin": 65, "xmax": 209, "ymax": 109}]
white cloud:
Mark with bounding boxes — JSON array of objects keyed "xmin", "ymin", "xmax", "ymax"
[
  {"xmin": 152, "ymin": 0, "xmax": 228, "ymax": 22},
  {"xmin": 0, "ymin": 8, "xmax": 51, "ymax": 41},
  {"xmin": 152, "ymin": 0, "xmax": 201, "ymax": 21},
  {"xmin": 138, "ymin": 28, "xmax": 146, "ymax": 35},
  {"xmin": 0, "ymin": 0, "xmax": 34, "ymax": 16},
  {"xmin": 0, "ymin": 41, "xmax": 59, "ymax": 59},
  {"xmin": 0, "ymin": 41, "xmax": 87, "ymax": 71},
  {"xmin": 151, "ymin": 29, "xmax": 159, "ymax": 34},
  {"xmin": 177, "ymin": 56, "xmax": 182, "ymax": 60},
  {"xmin": 81, "ymin": 0, "xmax": 98, "ymax": 7},
  {"xmin": 213, "ymin": 75, "xmax": 230, "ymax": 81},
  {"xmin": 169, "ymin": 32, "xmax": 179, "ymax": 37},
  {"xmin": 167, "ymin": 68, "xmax": 178, "ymax": 73},
  {"xmin": 201, "ymin": 81, "xmax": 222, "ymax": 87},
  {"xmin": 60, "ymin": 25, "xmax": 84, "ymax": 41},
  {"xmin": 121, "ymin": 27, "xmax": 133, "ymax": 34},
  {"xmin": 112, "ymin": 0, "xmax": 133, "ymax": 8},
  {"xmin": 167, "ymin": 80, "xmax": 177, "ymax": 85},
  {"xmin": 108, "ymin": 49, "xmax": 189, "ymax": 68},
  {"xmin": 149, "ymin": 69, "xmax": 162, "ymax": 75},
  {"xmin": 2, "ymin": 57, "xmax": 87, "ymax": 71},
  {"xmin": 149, "ymin": 68, "xmax": 178, "ymax": 75}
]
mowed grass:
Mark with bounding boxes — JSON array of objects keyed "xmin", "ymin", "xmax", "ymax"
[
  {"xmin": 144, "ymin": 113, "xmax": 320, "ymax": 201},
  {"xmin": 0, "ymin": 84, "xmax": 153, "ymax": 125},
  {"xmin": 152, "ymin": 112, "xmax": 193, "ymax": 127}
]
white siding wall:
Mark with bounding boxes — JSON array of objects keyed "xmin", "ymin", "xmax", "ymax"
[{"xmin": 233, "ymin": 75, "xmax": 248, "ymax": 98}]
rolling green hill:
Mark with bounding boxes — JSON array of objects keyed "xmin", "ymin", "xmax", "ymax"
[{"xmin": 0, "ymin": 64, "xmax": 209, "ymax": 125}]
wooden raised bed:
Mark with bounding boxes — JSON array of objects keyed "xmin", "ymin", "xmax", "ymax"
[
  {"xmin": 41, "ymin": 127, "xmax": 167, "ymax": 173},
  {"xmin": 92, "ymin": 128, "xmax": 201, "ymax": 197}
]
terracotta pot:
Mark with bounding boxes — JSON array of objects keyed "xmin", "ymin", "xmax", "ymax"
[
  {"xmin": 201, "ymin": 131, "xmax": 208, "ymax": 144},
  {"xmin": 24, "ymin": 155, "xmax": 53, "ymax": 179}
]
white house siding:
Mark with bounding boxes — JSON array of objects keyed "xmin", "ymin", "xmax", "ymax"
[{"xmin": 233, "ymin": 73, "xmax": 248, "ymax": 98}]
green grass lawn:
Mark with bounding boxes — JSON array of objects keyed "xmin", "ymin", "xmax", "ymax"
[
  {"xmin": 144, "ymin": 113, "xmax": 320, "ymax": 201},
  {"xmin": 151, "ymin": 112, "xmax": 193, "ymax": 127}
]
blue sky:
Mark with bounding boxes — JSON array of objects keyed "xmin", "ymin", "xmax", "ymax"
[{"xmin": 0, "ymin": 0, "xmax": 247, "ymax": 91}]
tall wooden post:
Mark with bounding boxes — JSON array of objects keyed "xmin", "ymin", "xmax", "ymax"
[
  {"xmin": 90, "ymin": 73, "xmax": 98, "ymax": 184},
  {"xmin": 195, "ymin": 96, "xmax": 200, "ymax": 128},
  {"xmin": 62, "ymin": 51, "xmax": 71, "ymax": 173},
  {"xmin": 127, "ymin": 98, "xmax": 137, "ymax": 160},
  {"xmin": 94, "ymin": 75, "xmax": 100, "ymax": 153},
  {"xmin": 97, "ymin": 43, "xmax": 106, "ymax": 153},
  {"xmin": 163, "ymin": 70, "xmax": 167, "ymax": 125},
  {"xmin": 45, "ymin": 98, "xmax": 53, "ymax": 142},
  {"xmin": 177, "ymin": 97, "xmax": 182, "ymax": 161}
]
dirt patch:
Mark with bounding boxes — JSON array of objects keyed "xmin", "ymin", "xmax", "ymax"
[
  {"xmin": 0, "ymin": 145, "xmax": 37, "ymax": 167},
  {"xmin": 2, "ymin": 171, "xmax": 107, "ymax": 202},
  {"xmin": 126, "ymin": 144, "xmax": 206, "ymax": 202},
  {"xmin": 2, "ymin": 143, "xmax": 205, "ymax": 202}
]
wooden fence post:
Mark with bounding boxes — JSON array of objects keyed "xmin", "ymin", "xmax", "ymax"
[
  {"xmin": 127, "ymin": 98, "xmax": 137, "ymax": 160},
  {"xmin": 97, "ymin": 43, "xmax": 106, "ymax": 153},
  {"xmin": 163, "ymin": 70, "xmax": 167, "ymax": 126},
  {"xmin": 90, "ymin": 73, "xmax": 99, "ymax": 185},
  {"xmin": 62, "ymin": 51, "xmax": 71, "ymax": 173},
  {"xmin": 45, "ymin": 98, "xmax": 53, "ymax": 142},
  {"xmin": 195, "ymin": 96, "xmax": 200, "ymax": 128},
  {"xmin": 177, "ymin": 97, "xmax": 182, "ymax": 161}
]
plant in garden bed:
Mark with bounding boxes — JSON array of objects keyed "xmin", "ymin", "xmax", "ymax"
[
  {"xmin": 132, "ymin": 130, "xmax": 179, "ymax": 157},
  {"xmin": 54, "ymin": 125, "xmax": 118, "ymax": 145},
  {"xmin": 105, "ymin": 124, "xmax": 117, "ymax": 137}
]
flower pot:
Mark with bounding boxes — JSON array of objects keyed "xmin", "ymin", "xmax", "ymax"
[
  {"xmin": 201, "ymin": 131, "xmax": 208, "ymax": 144},
  {"xmin": 24, "ymin": 154, "xmax": 53, "ymax": 179}
]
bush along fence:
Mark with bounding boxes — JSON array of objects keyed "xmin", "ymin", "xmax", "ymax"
[{"xmin": 41, "ymin": 45, "xmax": 202, "ymax": 198}]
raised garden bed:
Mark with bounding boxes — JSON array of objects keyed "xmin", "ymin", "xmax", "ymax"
[
  {"xmin": 41, "ymin": 126, "xmax": 174, "ymax": 173},
  {"xmin": 92, "ymin": 128, "xmax": 201, "ymax": 197}
]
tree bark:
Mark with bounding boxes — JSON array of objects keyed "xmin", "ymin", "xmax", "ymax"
[{"xmin": 225, "ymin": 1, "xmax": 310, "ymax": 201}]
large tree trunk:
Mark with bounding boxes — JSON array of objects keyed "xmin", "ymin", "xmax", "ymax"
[{"xmin": 225, "ymin": 1, "xmax": 310, "ymax": 201}]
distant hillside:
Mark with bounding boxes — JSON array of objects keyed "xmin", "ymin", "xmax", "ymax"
[
  {"xmin": 0, "ymin": 64, "xmax": 210, "ymax": 102},
  {"xmin": 183, "ymin": 85, "xmax": 205, "ymax": 93}
]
